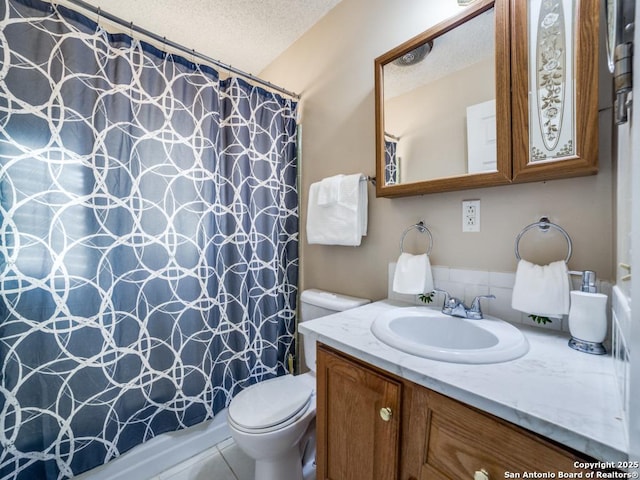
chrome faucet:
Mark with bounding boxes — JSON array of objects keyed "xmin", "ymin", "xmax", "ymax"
[{"xmin": 433, "ymin": 288, "xmax": 495, "ymax": 320}]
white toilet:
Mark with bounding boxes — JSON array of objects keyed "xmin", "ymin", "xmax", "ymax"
[{"xmin": 227, "ymin": 289, "xmax": 370, "ymax": 480}]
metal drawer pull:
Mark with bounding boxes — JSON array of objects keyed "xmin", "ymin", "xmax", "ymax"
[
  {"xmin": 379, "ymin": 407, "xmax": 392, "ymax": 422},
  {"xmin": 474, "ymin": 469, "xmax": 490, "ymax": 480}
]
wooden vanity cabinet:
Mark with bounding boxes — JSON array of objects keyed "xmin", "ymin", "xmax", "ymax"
[
  {"xmin": 317, "ymin": 344, "xmax": 599, "ymax": 480},
  {"xmin": 316, "ymin": 345, "xmax": 402, "ymax": 480},
  {"xmin": 404, "ymin": 387, "xmax": 589, "ymax": 479}
]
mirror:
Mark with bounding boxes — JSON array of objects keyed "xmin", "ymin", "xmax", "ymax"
[{"xmin": 375, "ymin": 0, "xmax": 511, "ymax": 198}]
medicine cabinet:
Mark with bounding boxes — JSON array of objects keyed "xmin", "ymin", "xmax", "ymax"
[{"xmin": 375, "ymin": 0, "xmax": 599, "ymax": 198}]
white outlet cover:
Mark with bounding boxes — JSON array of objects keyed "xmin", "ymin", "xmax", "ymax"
[{"xmin": 462, "ymin": 200, "xmax": 480, "ymax": 232}]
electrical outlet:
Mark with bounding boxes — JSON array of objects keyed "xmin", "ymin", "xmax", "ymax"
[{"xmin": 462, "ymin": 200, "xmax": 480, "ymax": 232}]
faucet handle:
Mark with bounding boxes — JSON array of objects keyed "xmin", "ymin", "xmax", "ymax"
[
  {"xmin": 433, "ymin": 288, "xmax": 451, "ymax": 303},
  {"xmin": 433, "ymin": 288, "xmax": 454, "ymax": 314},
  {"xmin": 469, "ymin": 295, "xmax": 496, "ymax": 319}
]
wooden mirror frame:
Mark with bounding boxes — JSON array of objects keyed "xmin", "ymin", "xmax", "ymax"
[
  {"xmin": 511, "ymin": 0, "xmax": 599, "ymax": 183},
  {"xmin": 375, "ymin": 0, "xmax": 511, "ymax": 198}
]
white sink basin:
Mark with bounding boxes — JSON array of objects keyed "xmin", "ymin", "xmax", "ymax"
[{"xmin": 371, "ymin": 307, "xmax": 529, "ymax": 364}]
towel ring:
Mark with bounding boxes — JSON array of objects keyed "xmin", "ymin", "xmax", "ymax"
[
  {"xmin": 514, "ymin": 217, "xmax": 572, "ymax": 262},
  {"xmin": 400, "ymin": 221, "xmax": 433, "ymax": 255}
]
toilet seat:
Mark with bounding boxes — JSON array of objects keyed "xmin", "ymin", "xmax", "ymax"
[{"xmin": 228, "ymin": 375, "xmax": 314, "ymax": 434}]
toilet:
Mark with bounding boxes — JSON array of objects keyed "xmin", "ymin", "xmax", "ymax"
[{"xmin": 227, "ymin": 289, "xmax": 370, "ymax": 480}]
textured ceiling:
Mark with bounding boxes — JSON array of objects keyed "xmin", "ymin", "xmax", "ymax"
[
  {"xmin": 384, "ymin": 8, "xmax": 495, "ymax": 100},
  {"xmin": 69, "ymin": 0, "xmax": 343, "ymax": 75}
]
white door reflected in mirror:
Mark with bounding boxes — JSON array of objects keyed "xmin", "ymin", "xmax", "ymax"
[{"xmin": 467, "ymin": 99, "xmax": 497, "ymax": 174}]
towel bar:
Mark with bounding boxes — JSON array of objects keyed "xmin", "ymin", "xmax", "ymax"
[
  {"xmin": 400, "ymin": 221, "xmax": 433, "ymax": 255},
  {"xmin": 514, "ymin": 217, "xmax": 572, "ymax": 262},
  {"xmin": 360, "ymin": 175, "xmax": 376, "ymax": 186}
]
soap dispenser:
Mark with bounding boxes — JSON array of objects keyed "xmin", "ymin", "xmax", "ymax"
[{"xmin": 567, "ymin": 270, "xmax": 607, "ymax": 354}]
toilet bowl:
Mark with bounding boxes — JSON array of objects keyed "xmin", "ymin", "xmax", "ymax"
[
  {"xmin": 227, "ymin": 289, "xmax": 370, "ymax": 480},
  {"xmin": 228, "ymin": 373, "xmax": 316, "ymax": 480}
]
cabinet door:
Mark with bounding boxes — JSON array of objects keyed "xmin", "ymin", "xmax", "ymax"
[
  {"xmin": 316, "ymin": 345, "xmax": 402, "ymax": 480},
  {"xmin": 407, "ymin": 388, "xmax": 591, "ymax": 479},
  {"xmin": 511, "ymin": 0, "xmax": 599, "ymax": 183}
]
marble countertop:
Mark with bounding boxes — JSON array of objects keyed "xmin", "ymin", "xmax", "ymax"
[{"xmin": 299, "ymin": 299, "xmax": 627, "ymax": 463}]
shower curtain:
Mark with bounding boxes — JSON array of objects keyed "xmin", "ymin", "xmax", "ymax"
[
  {"xmin": 384, "ymin": 138, "xmax": 398, "ymax": 185},
  {"xmin": 0, "ymin": 1, "xmax": 298, "ymax": 478}
]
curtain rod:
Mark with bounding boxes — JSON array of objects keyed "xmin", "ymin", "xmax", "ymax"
[
  {"xmin": 53, "ymin": 0, "xmax": 301, "ymax": 100},
  {"xmin": 384, "ymin": 131, "xmax": 400, "ymax": 141}
]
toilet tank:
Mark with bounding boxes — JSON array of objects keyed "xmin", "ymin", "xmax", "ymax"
[{"xmin": 300, "ymin": 289, "xmax": 370, "ymax": 372}]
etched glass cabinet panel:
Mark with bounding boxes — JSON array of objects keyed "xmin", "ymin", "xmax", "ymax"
[
  {"xmin": 511, "ymin": 0, "xmax": 599, "ymax": 183},
  {"xmin": 530, "ymin": 0, "xmax": 574, "ymax": 161}
]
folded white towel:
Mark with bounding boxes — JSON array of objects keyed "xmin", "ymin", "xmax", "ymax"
[
  {"xmin": 306, "ymin": 173, "xmax": 368, "ymax": 246},
  {"xmin": 338, "ymin": 173, "xmax": 368, "ymax": 236},
  {"xmin": 317, "ymin": 175, "xmax": 341, "ymax": 206},
  {"xmin": 392, "ymin": 253, "xmax": 435, "ymax": 295},
  {"xmin": 511, "ymin": 259, "xmax": 570, "ymax": 317}
]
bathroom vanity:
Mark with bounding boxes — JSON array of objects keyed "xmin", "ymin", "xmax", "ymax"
[
  {"xmin": 317, "ymin": 345, "xmax": 608, "ymax": 479},
  {"xmin": 299, "ymin": 299, "xmax": 627, "ymax": 479}
]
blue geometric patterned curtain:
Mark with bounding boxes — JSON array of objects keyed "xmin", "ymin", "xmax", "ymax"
[
  {"xmin": 384, "ymin": 138, "xmax": 398, "ymax": 185},
  {"xmin": 0, "ymin": 1, "xmax": 298, "ymax": 478}
]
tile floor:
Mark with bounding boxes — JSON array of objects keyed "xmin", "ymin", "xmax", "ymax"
[{"xmin": 149, "ymin": 438, "xmax": 255, "ymax": 480}]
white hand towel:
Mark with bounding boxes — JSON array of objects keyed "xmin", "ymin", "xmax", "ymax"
[
  {"xmin": 392, "ymin": 253, "xmax": 435, "ymax": 295},
  {"xmin": 511, "ymin": 259, "xmax": 570, "ymax": 317},
  {"xmin": 338, "ymin": 173, "xmax": 368, "ymax": 237},
  {"xmin": 317, "ymin": 175, "xmax": 341, "ymax": 206},
  {"xmin": 306, "ymin": 173, "xmax": 368, "ymax": 246}
]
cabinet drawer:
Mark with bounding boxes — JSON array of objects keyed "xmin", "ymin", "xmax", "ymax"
[{"xmin": 422, "ymin": 391, "xmax": 588, "ymax": 478}]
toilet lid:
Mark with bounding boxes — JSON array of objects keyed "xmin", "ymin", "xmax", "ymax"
[{"xmin": 228, "ymin": 375, "xmax": 314, "ymax": 431}]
